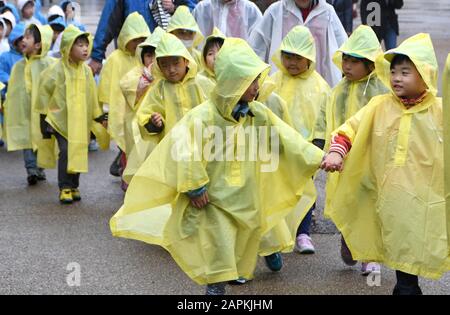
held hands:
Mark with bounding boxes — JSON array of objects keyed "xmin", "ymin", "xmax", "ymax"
[
  {"xmin": 151, "ymin": 112, "xmax": 163, "ymax": 128},
  {"xmin": 320, "ymin": 152, "xmax": 344, "ymax": 173},
  {"xmin": 190, "ymin": 191, "xmax": 210, "ymax": 209}
]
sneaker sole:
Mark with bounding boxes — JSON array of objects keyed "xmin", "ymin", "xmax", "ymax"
[{"xmin": 60, "ymin": 200, "xmax": 73, "ymax": 204}]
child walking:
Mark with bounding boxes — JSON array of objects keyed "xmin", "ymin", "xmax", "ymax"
[
  {"xmin": 35, "ymin": 25, "xmax": 108, "ymax": 204},
  {"xmin": 321, "ymin": 33, "xmax": 450, "ymax": 294},
  {"xmin": 110, "ymin": 38, "xmax": 324, "ymax": 295},
  {"xmin": 3, "ymin": 24, "xmax": 54, "ymax": 185}
]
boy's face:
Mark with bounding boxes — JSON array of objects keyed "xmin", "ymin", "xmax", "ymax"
[
  {"xmin": 14, "ymin": 37, "xmax": 26, "ymax": 53},
  {"xmin": 294, "ymin": 0, "xmax": 311, "ymax": 9},
  {"xmin": 158, "ymin": 56, "xmax": 189, "ymax": 83},
  {"xmin": 205, "ymin": 44, "xmax": 220, "ymax": 72},
  {"xmin": 22, "ymin": 30, "xmax": 41, "ymax": 56},
  {"xmin": 240, "ymin": 77, "xmax": 260, "ymax": 102},
  {"xmin": 171, "ymin": 29, "xmax": 195, "ymax": 48},
  {"xmin": 143, "ymin": 51, "xmax": 155, "ymax": 68},
  {"xmin": 126, "ymin": 37, "xmax": 146, "ymax": 55},
  {"xmin": 281, "ymin": 51, "xmax": 310, "ymax": 76},
  {"xmin": 22, "ymin": 2, "xmax": 35, "ymax": 19},
  {"xmin": 69, "ymin": 38, "xmax": 90, "ymax": 63},
  {"xmin": 390, "ymin": 60, "xmax": 427, "ymax": 99},
  {"xmin": 342, "ymin": 55, "xmax": 372, "ymax": 81}
]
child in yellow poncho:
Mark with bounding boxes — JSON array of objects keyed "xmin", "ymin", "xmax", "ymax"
[
  {"xmin": 98, "ymin": 12, "xmax": 150, "ymax": 188},
  {"xmin": 3, "ymin": 24, "xmax": 55, "ymax": 185},
  {"xmin": 35, "ymin": 25, "xmax": 108, "ymax": 204},
  {"xmin": 321, "ymin": 33, "xmax": 450, "ymax": 295},
  {"xmin": 443, "ymin": 54, "xmax": 450, "ymax": 288},
  {"xmin": 110, "ymin": 38, "xmax": 324, "ymax": 295},
  {"xmin": 120, "ymin": 27, "xmax": 166, "ymax": 185},
  {"xmin": 167, "ymin": 5, "xmax": 204, "ymax": 71},
  {"xmin": 136, "ymin": 32, "xmax": 212, "ymax": 140},
  {"xmin": 318, "ymin": 25, "xmax": 389, "ymax": 274},
  {"xmin": 269, "ymin": 25, "xmax": 331, "ymax": 255}
]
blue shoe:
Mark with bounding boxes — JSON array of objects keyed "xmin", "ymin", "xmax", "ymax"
[{"xmin": 264, "ymin": 253, "xmax": 283, "ymax": 272}]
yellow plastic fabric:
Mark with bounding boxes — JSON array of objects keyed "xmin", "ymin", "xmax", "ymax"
[
  {"xmin": 3, "ymin": 24, "xmax": 55, "ymax": 152},
  {"xmin": 271, "ymin": 26, "xmax": 331, "ymax": 142},
  {"xmin": 98, "ymin": 12, "xmax": 150, "ymax": 152},
  {"xmin": 257, "ymin": 78, "xmax": 293, "ymax": 127},
  {"xmin": 443, "ymin": 54, "xmax": 450, "ymax": 252},
  {"xmin": 320, "ymin": 25, "xmax": 389, "ymax": 143},
  {"xmin": 0, "ymin": 82, "xmax": 4, "ymax": 140},
  {"xmin": 198, "ymin": 27, "xmax": 226, "ymax": 83},
  {"xmin": 167, "ymin": 5, "xmax": 204, "ymax": 71},
  {"xmin": 136, "ymin": 32, "xmax": 212, "ymax": 139},
  {"xmin": 120, "ymin": 28, "xmax": 165, "ymax": 183},
  {"xmin": 35, "ymin": 25, "xmax": 108, "ymax": 173},
  {"xmin": 325, "ymin": 34, "xmax": 450, "ymax": 279},
  {"xmin": 110, "ymin": 38, "xmax": 324, "ymax": 285}
]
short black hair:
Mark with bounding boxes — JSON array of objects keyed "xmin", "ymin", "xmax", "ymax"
[
  {"xmin": 74, "ymin": 34, "xmax": 89, "ymax": 45},
  {"xmin": 27, "ymin": 24, "xmax": 41, "ymax": 44},
  {"xmin": 50, "ymin": 23, "xmax": 65, "ymax": 33},
  {"xmin": 141, "ymin": 46, "xmax": 156, "ymax": 63},
  {"xmin": 202, "ymin": 37, "xmax": 224, "ymax": 61},
  {"xmin": 48, "ymin": 14, "xmax": 62, "ymax": 23},
  {"xmin": 342, "ymin": 53, "xmax": 374, "ymax": 71},
  {"xmin": 61, "ymin": 1, "xmax": 74, "ymax": 13},
  {"xmin": 390, "ymin": 54, "xmax": 413, "ymax": 70}
]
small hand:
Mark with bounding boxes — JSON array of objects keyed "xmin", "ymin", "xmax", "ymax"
[
  {"xmin": 151, "ymin": 113, "xmax": 163, "ymax": 128},
  {"xmin": 190, "ymin": 191, "xmax": 209, "ymax": 209},
  {"xmin": 320, "ymin": 152, "xmax": 344, "ymax": 173}
]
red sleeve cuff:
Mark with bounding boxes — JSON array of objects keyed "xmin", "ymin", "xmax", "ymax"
[{"xmin": 330, "ymin": 134, "xmax": 352, "ymax": 157}]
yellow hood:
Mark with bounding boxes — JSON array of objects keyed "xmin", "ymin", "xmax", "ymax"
[
  {"xmin": 135, "ymin": 26, "xmax": 166, "ymax": 65},
  {"xmin": 333, "ymin": 25, "xmax": 382, "ymax": 72},
  {"xmin": 167, "ymin": 5, "xmax": 204, "ymax": 48},
  {"xmin": 27, "ymin": 24, "xmax": 53, "ymax": 58},
  {"xmin": 117, "ymin": 12, "xmax": 151, "ymax": 53},
  {"xmin": 200, "ymin": 27, "xmax": 226, "ymax": 78},
  {"xmin": 60, "ymin": 25, "xmax": 93, "ymax": 64},
  {"xmin": 376, "ymin": 33, "xmax": 439, "ymax": 96},
  {"xmin": 212, "ymin": 37, "xmax": 270, "ymax": 121},
  {"xmin": 272, "ymin": 25, "xmax": 316, "ymax": 77},
  {"xmin": 154, "ymin": 32, "xmax": 198, "ymax": 81}
]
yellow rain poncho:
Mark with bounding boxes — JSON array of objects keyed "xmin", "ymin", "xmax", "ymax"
[
  {"xmin": 443, "ymin": 54, "xmax": 450, "ymax": 251},
  {"xmin": 325, "ymin": 33, "xmax": 450, "ymax": 279},
  {"xmin": 3, "ymin": 24, "xmax": 55, "ymax": 152},
  {"xmin": 98, "ymin": 12, "xmax": 150, "ymax": 153},
  {"xmin": 0, "ymin": 82, "xmax": 4, "ymax": 140},
  {"xmin": 257, "ymin": 78, "xmax": 293, "ymax": 126},
  {"xmin": 318, "ymin": 25, "xmax": 389, "ymax": 143},
  {"xmin": 120, "ymin": 27, "xmax": 165, "ymax": 183},
  {"xmin": 167, "ymin": 6, "xmax": 204, "ymax": 71},
  {"xmin": 136, "ymin": 32, "xmax": 212, "ymax": 140},
  {"xmin": 110, "ymin": 38, "xmax": 324, "ymax": 285},
  {"xmin": 198, "ymin": 27, "xmax": 226, "ymax": 88},
  {"xmin": 34, "ymin": 25, "xmax": 109, "ymax": 173},
  {"xmin": 271, "ymin": 25, "xmax": 331, "ymax": 142}
]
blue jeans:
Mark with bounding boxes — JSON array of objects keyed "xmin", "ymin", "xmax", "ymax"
[
  {"xmin": 382, "ymin": 25, "xmax": 398, "ymax": 51},
  {"xmin": 297, "ymin": 204, "xmax": 314, "ymax": 236},
  {"xmin": 23, "ymin": 149, "xmax": 37, "ymax": 173}
]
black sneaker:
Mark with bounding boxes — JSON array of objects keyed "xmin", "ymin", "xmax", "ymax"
[
  {"xmin": 340, "ymin": 235, "xmax": 357, "ymax": 266},
  {"xmin": 205, "ymin": 283, "xmax": 226, "ymax": 295},
  {"xmin": 27, "ymin": 174, "xmax": 38, "ymax": 185},
  {"xmin": 37, "ymin": 168, "xmax": 46, "ymax": 181},
  {"xmin": 109, "ymin": 151, "xmax": 122, "ymax": 177}
]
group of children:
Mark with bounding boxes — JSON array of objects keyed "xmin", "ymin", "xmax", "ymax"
[{"xmin": 0, "ymin": 1, "xmax": 448, "ymax": 296}]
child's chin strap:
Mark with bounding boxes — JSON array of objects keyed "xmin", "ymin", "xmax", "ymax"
[{"xmin": 363, "ymin": 71, "xmax": 374, "ymax": 96}]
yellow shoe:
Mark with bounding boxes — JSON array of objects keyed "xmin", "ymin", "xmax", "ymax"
[
  {"xmin": 59, "ymin": 189, "xmax": 73, "ymax": 204},
  {"xmin": 71, "ymin": 189, "xmax": 81, "ymax": 202}
]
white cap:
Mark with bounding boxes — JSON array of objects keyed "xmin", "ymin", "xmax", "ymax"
[
  {"xmin": 0, "ymin": 11, "xmax": 16, "ymax": 29},
  {"xmin": 47, "ymin": 5, "xmax": 65, "ymax": 18},
  {"xmin": 17, "ymin": 0, "xmax": 35, "ymax": 12}
]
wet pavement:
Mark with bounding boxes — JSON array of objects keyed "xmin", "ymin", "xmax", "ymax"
[{"xmin": 1, "ymin": 0, "xmax": 449, "ymax": 295}]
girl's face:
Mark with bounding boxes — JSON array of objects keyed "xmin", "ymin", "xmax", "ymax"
[
  {"xmin": 22, "ymin": 2, "xmax": 35, "ymax": 20},
  {"xmin": 143, "ymin": 52, "xmax": 155, "ymax": 68},
  {"xmin": 205, "ymin": 43, "xmax": 221, "ymax": 72},
  {"xmin": 281, "ymin": 52, "xmax": 310, "ymax": 76},
  {"xmin": 65, "ymin": 3, "xmax": 75, "ymax": 20},
  {"xmin": 342, "ymin": 55, "xmax": 372, "ymax": 81},
  {"xmin": 240, "ymin": 77, "xmax": 260, "ymax": 102},
  {"xmin": 390, "ymin": 61, "xmax": 428, "ymax": 99}
]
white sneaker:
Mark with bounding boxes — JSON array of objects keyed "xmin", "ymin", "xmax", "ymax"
[{"xmin": 296, "ymin": 234, "xmax": 315, "ymax": 254}]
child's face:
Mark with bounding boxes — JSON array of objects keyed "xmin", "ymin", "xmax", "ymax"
[
  {"xmin": 294, "ymin": 0, "xmax": 311, "ymax": 9},
  {"xmin": 205, "ymin": 43, "xmax": 220, "ymax": 72},
  {"xmin": 240, "ymin": 77, "xmax": 260, "ymax": 102},
  {"xmin": 64, "ymin": 3, "xmax": 75, "ymax": 20},
  {"xmin": 22, "ymin": 30, "xmax": 41, "ymax": 56},
  {"xmin": 143, "ymin": 51, "xmax": 155, "ymax": 68},
  {"xmin": 126, "ymin": 37, "xmax": 146, "ymax": 55},
  {"xmin": 390, "ymin": 60, "xmax": 427, "ymax": 99},
  {"xmin": 22, "ymin": 2, "xmax": 35, "ymax": 20},
  {"xmin": 14, "ymin": 37, "xmax": 26, "ymax": 53},
  {"xmin": 158, "ymin": 56, "xmax": 189, "ymax": 83},
  {"xmin": 171, "ymin": 29, "xmax": 195, "ymax": 41},
  {"xmin": 342, "ymin": 55, "xmax": 372, "ymax": 81},
  {"xmin": 69, "ymin": 38, "xmax": 90, "ymax": 63},
  {"xmin": 281, "ymin": 52, "xmax": 310, "ymax": 76}
]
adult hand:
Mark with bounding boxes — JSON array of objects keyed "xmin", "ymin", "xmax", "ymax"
[
  {"xmin": 88, "ymin": 59, "xmax": 103, "ymax": 75},
  {"xmin": 162, "ymin": 0, "xmax": 175, "ymax": 13}
]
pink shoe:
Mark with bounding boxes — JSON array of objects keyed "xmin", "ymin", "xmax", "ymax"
[
  {"xmin": 296, "ymin": 234, "xmax": 315, "ymax": 254},
  {"xmin": 361, "ymin": 262, "xmax": 381, "ymax": 276}
]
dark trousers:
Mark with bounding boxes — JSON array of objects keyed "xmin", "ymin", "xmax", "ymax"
[
  {"xmin": 297, "ymin": 204, "xmax": 314, "ymax": 236},
  {"xmin": 55, "ymin": 132, "xmax": 80, "ymax": 190},
  {"xmin": 393, "ymin": 270, "xmax": 422, "ymax": 295}
]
